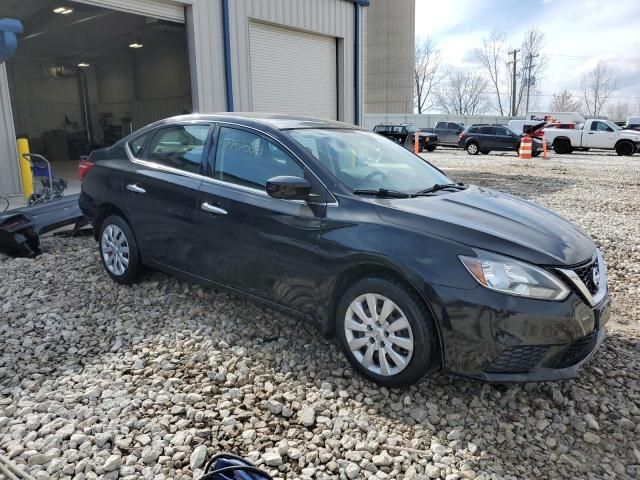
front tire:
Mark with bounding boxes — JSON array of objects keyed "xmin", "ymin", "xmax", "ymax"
[
  {"xmin": 336, "ymin": 277, "xmax": 438, "ymax": 387},
  {"xmin": 466, "ymin": 142, "xmax": 479, "ymax": 155},
  {"xmin": 616, "ymin": 141, "xmax": 634, "ymax": 156},
  {"xmin": 99, "ymin": 215, "xmax": 141, "ymax": 284}
]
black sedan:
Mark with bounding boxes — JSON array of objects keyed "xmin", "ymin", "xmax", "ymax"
[{"xmin": 79, "ymin": 114, "xmax": 609, "ymax": 386}]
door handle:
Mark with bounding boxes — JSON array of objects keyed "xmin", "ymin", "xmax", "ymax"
[
  {"xmin": 587, "ymin": 132, "xmax": 594, "ymax": 135},
  {"xmin": 201, "ymin": 202, "xmax": 227, "ymax": 215},
  {"xmin": 126, "ymin": 183, "xmax": 146, "ymax": 194}
]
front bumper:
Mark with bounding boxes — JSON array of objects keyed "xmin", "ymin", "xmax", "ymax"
[{"xmin": 429, "ymin": 281, "xmax": 610, "ymax": 383}]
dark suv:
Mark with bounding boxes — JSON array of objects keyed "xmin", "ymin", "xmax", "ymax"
[
  {"xmin": 458, "ymin": 125, "xmax": 543, "ymax": 156},
  {"xmin": 373, "ymin": 124, "xmax": 438, "ymax": 152}
]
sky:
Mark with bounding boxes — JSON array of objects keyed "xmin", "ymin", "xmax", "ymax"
[{"xmin": 415, "ymin": 0, "xmax": 640, "ymax": 113}]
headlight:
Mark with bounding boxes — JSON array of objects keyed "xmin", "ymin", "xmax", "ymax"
[{"xmin": 459, "ymin": 250, "xmax": 570, "ymax": 301}]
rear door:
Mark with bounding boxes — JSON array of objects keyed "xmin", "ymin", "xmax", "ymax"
[
  {"xmin": 478, "ymin": 126, "xmax": 495, "ymax": 149},
  {"xmin": 195, "ymin": 124, "xmax": 327, "ymax": 315},
  {"xmin": 584, "ymin": 121, "xmax": 616, "ymax": 148},
  {"xmin": 443, "ymin": 122, "xmax": 460, "ymax": 144},
  {"xmin": 124, "ymin": 123, "xmax": 212, "ymax": 269},
  {"xmin": 494, "ymin": 127, "xmax": 517, "ymax": 150}
]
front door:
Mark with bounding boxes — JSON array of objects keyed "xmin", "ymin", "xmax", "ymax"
[
  {"xmin": 585, "ymin": 121, "xmax": 616, "ymax": 148},
  {"xmin": 124, "ymin": 123, "xmax": 212, "ymax": 270},
  {"xmin": 194, "ymin": 125, "xmax": 326, "ymax": 315}
]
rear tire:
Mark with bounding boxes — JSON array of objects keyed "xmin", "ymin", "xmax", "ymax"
[
  {"xmin": 466, "ymin": 142, "xmax": 479, "ymax": 155},
  {"xmin": 426, "ymin": 144, "xmax": 436, "ymax": 152},
  {"xmin": 480, "ymin": 150, "xmax": 490, "ymax": 155},
  {"xmin": 553, "ymin": 140, "xmax": 572, "ymax": 154},
  {"xmin": 616, "ymin": 141, "xmax": 634, "ymax": 156},
  {"xmin": 336, "ymin": 276, "xmax": 438, "ymax": 387},
  {"xmin": 98, "ymin": 214, "xmax": 142, "ymax": 284}
]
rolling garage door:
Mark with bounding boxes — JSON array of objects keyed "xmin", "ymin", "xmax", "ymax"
[
  {"xmin": 249, "ymin": 22, "xmax": 337, "ymax": 120},
  {"xmin": 72, "ymin": 0, "xmax": 185, "ymax": 23}
]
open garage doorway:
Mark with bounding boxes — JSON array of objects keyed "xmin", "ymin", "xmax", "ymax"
[{"xmin": 4, "ymin": 0, "xmax": 191, "ymax": 167}]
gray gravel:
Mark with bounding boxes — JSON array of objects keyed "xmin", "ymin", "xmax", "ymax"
[{"xmin": 1, "ymin": 149, "xmax": 639, "ymax": 479}]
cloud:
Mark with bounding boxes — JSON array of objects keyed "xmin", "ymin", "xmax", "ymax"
[{"xmin": 415, "ymin": 0, "xmax": 640, "ymax": 110}]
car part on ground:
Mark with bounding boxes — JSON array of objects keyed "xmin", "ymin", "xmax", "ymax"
[
  {"xmin": 201, "ymin": 453, "xmax": 272, "ymax": 480},
  {"xmin": 80, "ymin": 113, "xmax": 608, "ymax": 386},
  {"xmin": 0, "ymin": 194, "xmax": 86, "ymax": 258}
]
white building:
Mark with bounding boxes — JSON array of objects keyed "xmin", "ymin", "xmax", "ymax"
[{"xmin": 0, "ymin": 0, "xmax": 368, "ymax": 198}]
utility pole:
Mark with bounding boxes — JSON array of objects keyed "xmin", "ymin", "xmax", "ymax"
[
  {"xmin": 524, "ymin": 53, "xmax": 539, "ymax": 116},
  {"xmin": 507, "ymin": 49, "xmax": 520, "ymax": 116}
]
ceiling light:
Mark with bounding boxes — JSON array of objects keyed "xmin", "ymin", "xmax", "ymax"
[
  {"xmin": 77, "ymin": 63, "xmax": 90, "ymax": 68},
  {"xmin": 53, "ymin": 7, "xmax": 73, "ymax": 14},
  {"xmin": 128, "ymin": 43, "xmax": 143, "ymax": 49}
]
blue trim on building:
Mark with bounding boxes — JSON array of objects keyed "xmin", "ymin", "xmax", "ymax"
[
  {"xmin": 353, "ymin": 3, "xmax": 361, "ymax": 125},
  {"xmin": 221, "ymin": 0, "xmax": 234, "ymax": 112}
]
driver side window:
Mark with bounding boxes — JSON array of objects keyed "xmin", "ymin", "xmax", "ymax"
[
  {"xmin": 592, "ymin": 121, "xmax": 612, "ymax": 132},
  {"xmin": 212, "ymin": 127, "xmax": 304, "ymax": 190}
]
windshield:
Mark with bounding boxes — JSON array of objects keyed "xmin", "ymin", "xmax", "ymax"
[{"xmin": 287, "ymin": 129, "xmax": 451, "ymax": 194}]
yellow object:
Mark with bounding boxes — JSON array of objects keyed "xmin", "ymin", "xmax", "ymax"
[{"xmin": 16, "ymin": 137, "xmax": 33, "ymax": 200}]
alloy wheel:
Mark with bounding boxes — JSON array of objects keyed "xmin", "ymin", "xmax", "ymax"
[
  {"xmin": 467, "ymin": 143, "xmax": 478, "ymax": 155},
  {"xmin": 343, "ymin": 293, "xmax": 414, "ymax": 376},
  {"xmin": 101, "ymin": 224, "xmax": 130, "ymax": 276}
]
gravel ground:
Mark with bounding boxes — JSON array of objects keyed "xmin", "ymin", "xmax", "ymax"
[{"xmin": 0, "ymin": 150, "xmax": 639, "ymax": 480}]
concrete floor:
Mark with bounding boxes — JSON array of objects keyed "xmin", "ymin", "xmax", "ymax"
[{"xmin": 3, "ymin": 160, "xmax": 80, "ymax": 211}]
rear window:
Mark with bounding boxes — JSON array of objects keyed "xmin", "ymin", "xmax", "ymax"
[
  {"xmin": 146, "ymin": 125, "xmax": 210, "ymax": 173},
  {"xmin": 128, "ymin": 132, "xmax": 151, "ymax": 157}
]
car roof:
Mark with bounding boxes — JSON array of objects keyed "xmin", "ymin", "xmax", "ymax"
[{"xmin": 152, "ymin": 113, "xmax": 362, "ymax": 131}]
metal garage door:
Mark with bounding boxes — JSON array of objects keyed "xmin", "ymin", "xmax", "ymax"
[
  {"xmin": 72, "ymin": 0, "xmax": 185, "ymax": 23},
  {"xmin": 249, "ymin": 22, "xmax": 337, "ymax": 120}
]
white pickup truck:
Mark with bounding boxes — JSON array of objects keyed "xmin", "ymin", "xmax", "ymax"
[{"xmin": 542, "ymin": 117, "xmax": 640, "ymax": 156}]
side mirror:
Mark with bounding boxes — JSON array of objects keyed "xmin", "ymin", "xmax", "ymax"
[{"xmin": 266, "ymin": 176, "xmax": 311, "ymax": 200}]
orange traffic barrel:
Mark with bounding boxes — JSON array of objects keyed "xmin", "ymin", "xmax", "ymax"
[{"xmin": 519, "ymin": 136, "xmax": 532, "ymax": 160}]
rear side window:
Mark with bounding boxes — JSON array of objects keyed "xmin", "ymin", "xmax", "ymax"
[
  {"xmin": 436, "ymin": 122, "xmax": 446, "ymax": 128},
  {"xmin": 479, "ymin": 126, "xmax": 494, "ymax": 135},
  {"xmin": 146, "ymin": 125, "xmax": 210, "ymax": 173},
  {"xmin": 128, "ymin": 132, "xmax": 151, "ymax": 157},
  {"xmin": 213, "ymin": 127, "xmax": 303, "ymax": 190}
]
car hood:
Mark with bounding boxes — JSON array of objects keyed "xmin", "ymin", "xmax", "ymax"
[{"xmin": 374, "ymin": 186, "xmax": 595, "ymax": 266}]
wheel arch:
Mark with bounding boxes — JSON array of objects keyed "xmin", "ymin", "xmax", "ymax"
[
  {"xmin": 615, "ymin": 138, "xmax": 635, "ymax": 150},
  {"xmin": 552, "ymin": 136, "xmax": 571, "ymax": 146},
  {"xmin": 323, "ymin": 260, "xmax": 445, "ymax": 363},
  {"xmin": 93, "ymin": 203, "xmax": 131, "ymax": 240}
]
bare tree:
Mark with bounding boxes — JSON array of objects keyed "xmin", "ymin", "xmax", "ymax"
[
  {"xmin": 434, "ymin": 68, "xmax": 489, "ymax": 115},
  {"xmin": 414, "ymin": 38, "xmax": 443, "ymax": 114},
  {"xmin": 475, "ymin": 29, "xmax": 509, "ymax": 115},
  {"xmin": 514, "ymin": 28, "xmax": 546, "ymax": 115},
  {"xmin": 549, "ymin": 89, "xmax": 582, "ymax": 112},
  {"xmin": 606, "ymin": 101, "xmax": 631, "ymax": 122},
  {"xmin": 581, "ymin": 61, "xmax": 617, "ymax": 116}
]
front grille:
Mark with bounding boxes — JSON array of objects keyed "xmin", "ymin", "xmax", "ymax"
[
  {"xmin": 486, "ymin": 345, "xmax": 548, "ymax": 373},
  {"xmin": 555, "ymin": 331, "xmax": 596, "ymax": 368},
  {"xmin": 573, "ymin": 257, "xmax": 600, "ymax": 295}
]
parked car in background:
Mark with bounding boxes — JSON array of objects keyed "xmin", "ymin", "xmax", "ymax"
[
  {"xmin": 458, "ymin": 124, "xmax": 543, "ymax": 156},
  {"xmin": 80, "ymin": 113, "xmax": 609, "ymax": 387},
  {"xmin": 624, "ymin": 116, "xmax": 640, "ymax": 132},
  {"xmin": 373, "ymin": 124, "xmax": 438, "ymax": 152},
  {"xmin": 423, "ymin": 121, "xmax": 465, "ymax": 146},
  {"xmin": 543, "ymin": 119, "xmax": 640, "ymax": 155}
]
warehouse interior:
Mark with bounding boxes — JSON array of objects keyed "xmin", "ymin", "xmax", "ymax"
[{"xmin": 5, "ymin": 0, "xmax": 191, "ymax": 162}]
